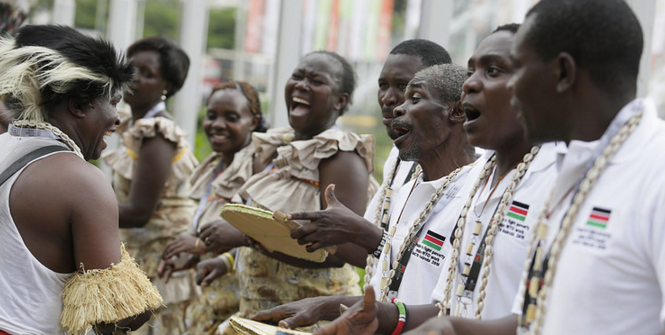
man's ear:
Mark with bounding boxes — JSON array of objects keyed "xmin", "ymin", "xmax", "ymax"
[
  {"xmin": 67, "ymin": 99, "xmax": 89, "ymax": 119},
  {"xmin": 449, "ymin": 100, "xmax": 465, "ymax": 123},
  {"xmin": 555, "ymin": 52, "xmax": 576, "ymax": 94},
  {"xmin": 334, "ymin": 93, "xmax": 349, "ymax": 113}
]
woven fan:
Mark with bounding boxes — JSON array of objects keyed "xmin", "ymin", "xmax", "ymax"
[
  {"xmin": 229, "ymin": 316, "xmax": 312, "ymax": 335},
  {"xmin": 220, "ymin": 204, "xmax": 336, "ymax": 263}
]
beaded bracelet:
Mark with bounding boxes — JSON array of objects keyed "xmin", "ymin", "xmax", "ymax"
[
  {"xmin": 218, "ymin": 252, "xmax": 235, "ymax": 273},
  {"xmin": 390, "ymin": 298, "xmax": 407, "ymax": 335},
  {"xmin": 371, "ymin": 230, "xmax": 390, "ymax": 258}
]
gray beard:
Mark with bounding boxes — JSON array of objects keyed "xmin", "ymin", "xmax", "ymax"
[{"xmin": 398, "ymin": 144, "xmax": 421, "ymax": 162}]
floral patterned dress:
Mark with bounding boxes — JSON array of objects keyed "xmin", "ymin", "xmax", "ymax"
[
  {"xmin": 185, "ymin": 144, "xmax": 256, "ymax": 334},
  {"xmin": 233, "ymin": 127, "xmax": 375, "ymax": 318},
  {"xmin": 102, "ymin": 110, "xmax": 198, "ymax": 335}
]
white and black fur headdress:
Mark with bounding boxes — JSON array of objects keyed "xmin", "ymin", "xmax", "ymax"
[{"xmin": 0, "ymin": 25, "xmax": 133, "ymax": 123}]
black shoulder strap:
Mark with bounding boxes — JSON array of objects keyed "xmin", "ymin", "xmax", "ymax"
[{"xmin": 0, "ymin": 145, "xmax": 69, "ymax": 187}]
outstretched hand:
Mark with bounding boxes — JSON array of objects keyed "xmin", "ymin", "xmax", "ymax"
[
  {"xmin": 157, "ymin": 253, "xmax": 198, "ymax": 283},
  {"xmin": 195, "ymin": 257, "xmax": 229, "ymax": 287},
  {"xmin": 313, "ymin": 286, "xmax": 379, "ymax": 335},
  {"xmin": 198, "ymin": 219, "xmax": 247, "ymax": 254},
  {"xmin": 289, "ymin": 184, "xmax": 375, "ymax": 252},
  {"xmin": 252, "ymin": 296, "xmax": 329, "ymax": 329},
  {"xmin": 161, "ymin": 234, "xmax": 206, "ymax": 260}
]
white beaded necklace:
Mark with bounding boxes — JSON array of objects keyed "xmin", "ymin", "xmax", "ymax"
[
  {"xmin": 363, "ymin": 160, "xmax": 421, "ymax": 287},
  {"xmin": 11, "ymin": 119, "xmax": 84, "ymax": 159},
  {"xmin": 438, "ymin": 146, "xmax": 540, "ymax": 319},
  {"xmin": 518, "ymin": 110, "xmax": 642, "ymax": 335},
  {"xmin": 368, "ymin": 164, "xmax": 467, "ymax": 302}
]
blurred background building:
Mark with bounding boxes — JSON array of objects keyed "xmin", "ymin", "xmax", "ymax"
[{"xmin": 3, "ymin": 0, "xmax": 665, "ymax": 181}]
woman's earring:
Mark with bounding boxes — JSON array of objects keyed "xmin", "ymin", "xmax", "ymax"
[{"xmin": 161, "ymin": 90, "xmax": 167, "ymax": 101}]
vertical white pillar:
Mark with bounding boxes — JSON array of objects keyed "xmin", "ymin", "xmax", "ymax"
[
  {"xmin": 404, "ymin": 0, "xmax": 422, "ymax": 40},
  {"xmin": 417, "ymin": 0, "xmax": 453, "ymax": 49},
  {"xmin": 101, "ymin": 0, "xmax": 137, "ymax": 178},
  {"xmin": 267, "ymin": 0, "xmax": 303, "ymax": 129},
  {"xmin": 52, "ymin": 0, "xmax": 75, "ymax": 26},
  {"xmin": 172, "ymin": 0, "xmax": 209, "ymax": 147},
  {"xmin": 107, "ymin": 0, "xmax": 137, "ymax": 54},
  {"xmin": 234, "ymin": 0, "xmax": 248, "ymax": 81},
  {"xmin": 626, "ymin": 0, "xmax": 657, "ymax": 98}
]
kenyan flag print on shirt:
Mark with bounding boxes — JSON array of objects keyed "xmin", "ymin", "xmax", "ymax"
[
  {"xmin": 422, "ymin": 230, "xmax": 446, "ymax": 251},
  {"xmin": 586, "ymin": 207, "xmax": 611, "ymax": 229},
  {"xmin": 506, "ymin": 201, "xmax": 529, "ymax": 221}
]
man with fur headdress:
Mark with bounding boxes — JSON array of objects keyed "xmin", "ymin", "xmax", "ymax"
[
  {"xmin": 0, "ymin": 25, "xmax": 162, "ymax": 335},
  {"xmin": 0, "ymin": 1, "xmax": 26, "ymax": 133}
]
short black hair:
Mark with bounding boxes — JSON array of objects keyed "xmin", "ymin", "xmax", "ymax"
[
  {"xmin": 389, "ymin": 39, "xmax": 452, "ymax": 67},
  {"xmin": 493, "ymin": 23, "xmax": 520, "ymax": 34},
  {"xmin": 127, "ymin": 36, "xmax": 190, "ymax": 98},
  {"xmin": 308, "ymin": 50, "xmax": 357, "ymax": 115},
  {"xmin": 11, "ymin": 25, "xmax": 133, "ymax": 116},
  {"xmin": 525, "ymin": 0, "xmax": 643, "ymax": 97}
]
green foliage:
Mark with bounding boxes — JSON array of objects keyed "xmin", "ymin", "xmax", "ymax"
[
  {"xmin": 194, "ymin": 105, "xmax": 213, "ymax": 162},
  {"xmin": 208, "ymin": 7, "xmax": 235, "ymax": 49},
  {"xmin": 142, "ymin": 0, "xmax": 180, "ymax": 40},
  {"xmin": 73, "ymin": 0, "xmax": 98, "ymax": 30},
  {"xmin": 392, "ymin": 0, "xmax": 407, "ymax": 38}
]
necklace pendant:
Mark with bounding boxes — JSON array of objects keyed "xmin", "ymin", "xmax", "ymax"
[
  {"xmin": 380, "ymin": 277, "xmax": 388, "ymax": 288},
  {"xmin": 528, "ymin": 276, "xmax": 541, "ymax": 297},
  {"xmin": 533, "ymin": 246, "xmax": 544, "ymax": 272},
  {"xmin": 473, "ymin": 221, "xmax": 483, "ymax": 235},
  {"xmin": 462, "ymin": 262, "xmax": 471, "ymax": 276},
  {"xmin": 537, "ymin": 223, "xmax": 548, "ymax": 239},
  {"xmin": 466, "ymin": 241, "xmax": 474, "ymax": 256}
]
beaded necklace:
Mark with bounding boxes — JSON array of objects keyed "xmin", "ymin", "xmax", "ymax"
[
  {"xmin": 363, "ymin": 160, "xmax": 420, "ymax": 287},
  {"xmin": 438, "ymin": 146, "xmax": 540, "ymax": 319},
  {"xmin": 472, "ymin": 166, "xmax": 515, "ymax": 218},
  {"xmin": 518, "ymin": 110, "xmax": 642, "ymax": 335},
  {"xmin": 372, "ymin": 164, "xmax": 467, "ymax": 302},
  {"xmin": 11, "ymin": 119, "xmax": 83, "ymax": 159}
]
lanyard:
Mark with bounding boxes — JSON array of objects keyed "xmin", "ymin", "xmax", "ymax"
[
  {"xmin": 387, "ymin": 222, "xmax": 429, "ymax": 293},
  {"xmin": 456, "ymin": 165, "xmax": 529, "ymax": 297}
]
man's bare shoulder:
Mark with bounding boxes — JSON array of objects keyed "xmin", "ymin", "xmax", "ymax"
[
  {"xmin": 10, "ymin": 152, "xmax": 120, "ymax": 272},
  {"xmin": 14, "ymin": 152, "xmax": 116, "ymax": 212}
]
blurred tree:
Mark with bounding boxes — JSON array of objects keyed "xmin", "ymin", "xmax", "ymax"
[
  {"xmin": 207, "ymin": 6, "xmax": 235, "ymax": 49},
  {"xmin": 73, "ymin": 0, "xmax": 97, "ymax": 30},
  {"xmin": 142, "ymin": 0, "xmax": 179, "ymax": 40}
]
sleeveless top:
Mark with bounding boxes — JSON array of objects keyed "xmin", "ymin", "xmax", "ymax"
[{"xmin": 0, "ymin": 134, "xmax": 73, "ymax": 335}]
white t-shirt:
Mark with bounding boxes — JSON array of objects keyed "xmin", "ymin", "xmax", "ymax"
[
  {"xmin": 364, "ymin": 146, "xmax": 416, "ymax": 223},
  {"xmin": 368, "ymin": 161, "xmax": 481, "ymax": 305},
  {"xmin": 430, "ymin": 143, "xmax": 559, "ymax": 320},
  {"xmin": 513, "ymin": 99, "xmax": 665, "ymax": 334}
]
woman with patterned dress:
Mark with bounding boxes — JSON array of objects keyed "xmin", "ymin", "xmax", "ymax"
[
  {"xmin": 101, "ymin": 36, "xmax": 198, "ymax": 335},
  {"xmin": 196, "ymin": 51, "xmax": 375, "ymax": 328},
  {"xmin": 158, "ymin": 81, "xmax": 269, "ymax": 335}
]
